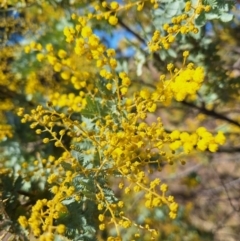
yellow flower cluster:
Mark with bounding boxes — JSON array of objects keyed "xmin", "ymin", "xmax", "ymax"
[
  {"xmin": 169, "ymin": 65, "xmax": 205, "ymax": 101},
  {"xmin": 170, "ymin": 129, "xmax": 226, "ymax": 153},
  {"xmin": 137, "ymin": 53, "xmax": 205, "ymax": 108},
  {"xmin": 82, "ymin": 0, "xmax": 160, "ymax": 27},
  {"xmin": 65, "ymin": 18, "xmax": 118, "ymax": 72},
  {"xmin": 23, "ymin": 16, "xmax": 127, "ymax": 113},
  {"xmin": 49, "ymin": 92, "xmax": 87, "ymax": 112},
  {"xmin": 0, "ymin": 47, "xmax": 18, "ymax": 92},
  {"xmin": 18, "ymin": 152, "xmax": 79, "ymax": 238},
  {"xmin": 18, "ymin": 196, "xmax": 68, "ymax": 237},
  {"xmin": 0, "ymin": 124, "xmax": 13, "ymax": 141},
  {"xmin": 18, "ymin": 45, "xmax": 224, "ymax": 238},
  {"xmin": 148, "ymin": 1, "xmax": 212, "ymax": 52},
  {"xmin": 0, "ymin": 48, "xmax": 19, "ymax": 138},
  {"xmin": 17, "ymin": 76, "xmax": 226, "ymax": 239},
  {"xmin": 16, "ymin": 2, "xmax": 227, "ymax": 240},
  {"xmin": 17, "ymin": 99, "xmax": 180, "ymax": 238},
  {"xmin": 96, "ymin": 177, "xmax": 174, "ymax": 240},
  {"xmin": 25, "ymin": 72, "xmax": 47, "ymax": 95},
  {"xmin": 23, "ymin": 34, "xmax": 100, "ymax": 111}
]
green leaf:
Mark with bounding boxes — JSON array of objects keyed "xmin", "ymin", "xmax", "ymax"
[
  {"xmin": 205, "ymin": 12, "xmax": 219, "ymax": 20},
  {"xmin": 96, "ymin": 77, "xmax": 115, "ymax": 96},
  {"xmin": 164, "ymin": 1, "xmax": 182, "ymax": 18},
  {"xmin": 167, "ymin": 48, "xmax": 177, "ymax": 58},
  {"xmin": 80, "ymin": 96, "xmax": 109, "ymax": 118},
  {"xmin": 81, "ymin": 96, "xmax": 100, "ymax": 118},
  {"xmin": 81, "ymin": 116, "xmax": 95, "ymax": 130},
  {"xmin": 62, "ymin": 198, "xmax": 75, "ymax": 205},
  {"xmin": 195, "ymin": 13, "xmax": 206, "ymax": 26},
  {"xmin": 220, "ymin": 12, "xmax": 233, "ymax": 22},
  {"xmin": 159, "ymin": 50, "xmax": 167, "ymax": 61}
]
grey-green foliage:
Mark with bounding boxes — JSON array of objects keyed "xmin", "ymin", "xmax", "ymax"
[
  {"xmin": 203, "ymin": 0, "xmax": 235, "ymax": 9},
  {"xmin": 0, "ymin": 172, "xmax": 28, "ymax": 240},
  {"xmin": 1, "ymin": 175, "xmax": 23, "ymax": 218},
  {"xmin": 196, "ymin": 0, "xmax": 235, "ymax": 25},
  {"xmin": 59, "ymin": 168, "xmax": 119, "ymax": 240},
  {"xmin": 60, "ymin": 199, "xmax": 97, "ymax": 240},
  {"xmin": 150, "ymin": 0, "xmax": 235, "ymax": 62},
  {"xmin": 153, "ymin": 0, "xmax": 184, "ymax": 27},
  {"xmin": 57, "ymin": 82, "xmax": 124, "ymax": 239}
]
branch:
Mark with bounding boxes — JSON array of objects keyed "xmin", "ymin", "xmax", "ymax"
[
  {"xmin": 211, "ymin": 165, "xmax": 240, "ymax": 212},
  {"xmin": 202, "ymin": 178, "xmax": 240, "ymax": 196},
  {"xmin": 118, "ymin": 19, "xmax": 164, "ymax": 64},
  {"xmin": 182, "ymin": 100, "xmax": 240, "ymax": 128},
  {"xmin": 217, "ymin": 147, "xmax": 240, "ymax": 153}
]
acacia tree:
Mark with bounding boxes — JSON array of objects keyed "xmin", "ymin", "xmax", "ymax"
[{"xmin": 1, "ymin": 0, "xmax": 240, "ymax": 240}]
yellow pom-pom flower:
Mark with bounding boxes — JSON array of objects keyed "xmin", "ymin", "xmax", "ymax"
[
  {"xmin": 81, "ymin": 26, "xmax": 92, "ymax": 38},
  {"xmin": 110, "ymin": 2, "xmax": 119, "ymax": 10},
  {"xmin": 108, "ymin": 15, "xmax": 118, "ymax": 25}
]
